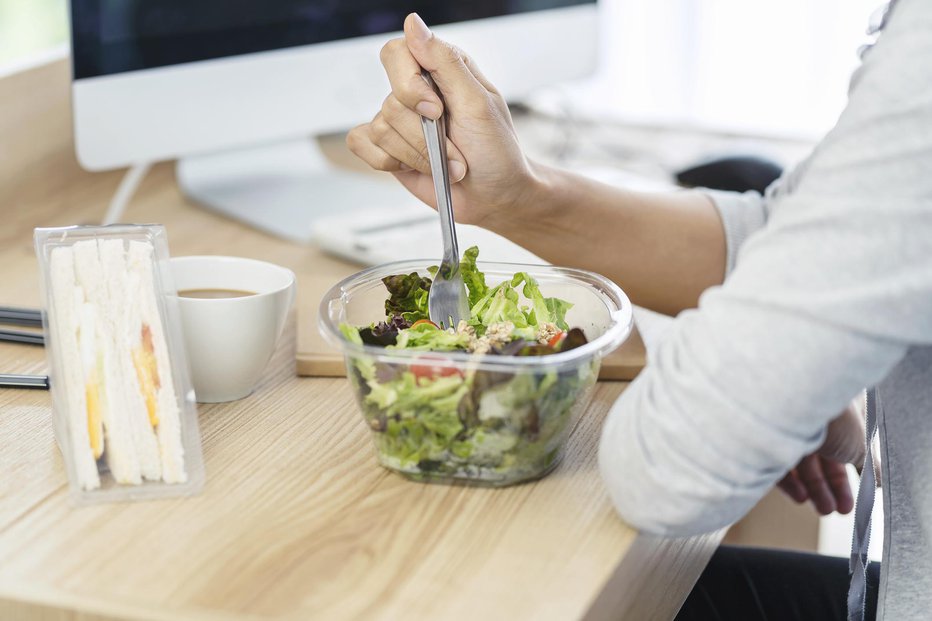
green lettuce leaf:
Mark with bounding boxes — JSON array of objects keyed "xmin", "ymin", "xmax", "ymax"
[
  {"xmin": 368, "ymin": 372, "xmax": 468, "ymax": 467},
  {"xmin": 380, "ymin": 418, "xmax": 434, "ymax": 467},
  {"xmin": 390, "ymin": 322, "xmax": 471, "ymax": 351},
  {"xmin": 382, "ymin": 272, "xmax": 432, "ymax": 323},
  {"xmin": 339, "ymin": 322, "xmax": 364, "ymax": 345},
  {"xmin": 465, "ymin": 428, "xmax": 519, "ymax": 464},
  {"xmin": 339, "ymin": 323, "xmax": 377, "ymax": 383},
  {"xmin": 365, "ymin": 373, "xmax": 467, "ymax": 422},
  {"xmin": 460, "ymin": 246, "xmax": 488, "ymax": 307},
  {"xmin": 470, "ymin": 281, "xmax": 531, "ymax": 331},
  {"xmin": 544, "ymin": 297, "xmax": 573, "ymax": 332},
  {"xmin": 511, "ymin": 272, "xmax": 573, "ymax": 331}
]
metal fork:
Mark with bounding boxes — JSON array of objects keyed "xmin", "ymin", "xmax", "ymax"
[{"xmin": 420, "ymin": 70, "xmax": 470, "ymax": 329}]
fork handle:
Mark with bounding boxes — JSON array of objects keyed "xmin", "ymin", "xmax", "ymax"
[{"xmin": 419, "ymin": 70, "xmax": 460, "ymax": 276}]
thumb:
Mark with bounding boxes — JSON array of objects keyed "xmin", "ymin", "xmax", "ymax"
[{"xmin": 403, "ymin": 13, "xmax": 486, "ymax": 110}]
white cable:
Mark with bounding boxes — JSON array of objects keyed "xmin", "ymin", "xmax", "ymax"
[{"xmin": 102, "ymin": 162, "xmax": 152, "ymax": 225}]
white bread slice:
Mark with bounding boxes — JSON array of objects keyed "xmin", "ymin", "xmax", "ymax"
[
  {"xmin": 127, "ymin": 240, "xmax": 187, "ymax": 483},
  {"xmin": 73, "ymin": 240, "xmax": 143, "ymax": 485},
  {"xmin": 99, "ymin": 239, "xmax": 163, "ymax": 482},
  {"xmin": 48, "ymin": 246, "xmax": 101, "ymax": 491}
]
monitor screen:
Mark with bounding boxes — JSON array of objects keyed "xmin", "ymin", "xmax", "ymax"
[{"xmin": 71, "ymin": 0, "xmax": 594, "ymax": 80}]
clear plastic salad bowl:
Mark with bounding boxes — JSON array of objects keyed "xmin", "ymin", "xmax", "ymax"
[{"xmin": 319, "ymin": 260, "xmax": 633, "ymax": 487}]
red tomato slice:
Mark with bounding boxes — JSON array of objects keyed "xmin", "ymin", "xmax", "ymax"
[
  {"xmin": 410, "ymin": 355, "xmax": 462, "ymax": 380},
  {"xmin": 547, "ymin": 331, "xmax": 566, "ymax": 348}
]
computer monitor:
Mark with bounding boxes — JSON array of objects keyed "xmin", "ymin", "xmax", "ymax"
[{"xmin": 69, "ymin": 1, "xmax": 598, "ymax": 242}]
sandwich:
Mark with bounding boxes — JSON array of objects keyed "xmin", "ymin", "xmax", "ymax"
[{"xmin": 48, "ymin": 238, "xmax": 187, "ymax": 490}]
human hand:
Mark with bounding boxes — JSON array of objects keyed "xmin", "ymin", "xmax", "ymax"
[
  {"xmin": 346, "ymin": 13, "xmax": 538, "ymax": 227},
  {"xmin": 776, "ymin": 399, "xmax": 866, "ymax": 515},
  {"xmin": 777, "ymin": 454, "xmax": 854, "ymax": 515}
]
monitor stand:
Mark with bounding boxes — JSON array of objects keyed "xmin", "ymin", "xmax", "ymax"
[{"xmin": 176, "ymin": 137, "xmax": 413, "ymax": 244}]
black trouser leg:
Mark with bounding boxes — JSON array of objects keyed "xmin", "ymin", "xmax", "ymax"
[{"xmin": 675, "ymin": 546, "xmax": 880, "ymax": 621}]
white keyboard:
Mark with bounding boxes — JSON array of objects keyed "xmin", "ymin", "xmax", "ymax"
[
  {"xmin": 311, "ymin": 204, "xmax": 545, "ymax": 266},
  {"xmin": 311, "ymin": 165, "xmax": 673, "ymax": 267}
]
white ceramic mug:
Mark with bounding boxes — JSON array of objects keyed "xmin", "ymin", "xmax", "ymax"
[{"xmin": 170, "ymin": 256, "xmax": 296, "ymax": 403}]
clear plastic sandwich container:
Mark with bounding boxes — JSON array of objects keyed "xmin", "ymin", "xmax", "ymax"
[
  {"xmin": 319, "ymin": 260, "xmax": 633, "ymax": 487},
  {"xmin": 34, "ymin": 225, "xmax": 205, "ymax": 503}
]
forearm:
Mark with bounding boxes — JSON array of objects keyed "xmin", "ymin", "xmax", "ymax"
[{"xmin": 484, "ymin": 163, "xmax": 727, "ymax": 315}]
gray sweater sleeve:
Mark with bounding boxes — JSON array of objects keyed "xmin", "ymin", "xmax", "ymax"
[
  {"xmin": 705, "ymin": 189, "xmax": 769, "ymax": 274},
  {"xmin": 598, "ymin": 0, "xmax": 932, "ymax": 537}
]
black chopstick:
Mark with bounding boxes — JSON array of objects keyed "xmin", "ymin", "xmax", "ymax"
[
  {"xmin": 0, "ymin": 306, "xmax": 43, "ymax": 328},
  {"xmin": 0, "ymin": 374, "xmax": 49, "ymax": 390},
  {"xmin": 0, "ymin": 329, "xmax": 44, "ymax": 346}
]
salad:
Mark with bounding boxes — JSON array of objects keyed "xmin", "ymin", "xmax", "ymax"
[{"xmin": 339, "ymin": 247, "xmax": 599, "ymax": 486}]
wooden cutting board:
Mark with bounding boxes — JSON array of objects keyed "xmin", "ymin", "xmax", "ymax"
[{"xmin": 296, "ymin": 281, "xmax": 647, "ymax": 381}]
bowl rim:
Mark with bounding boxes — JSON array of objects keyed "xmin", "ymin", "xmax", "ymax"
[{"xmin": 318, "ymin": 259, "xmax": 633, "ymax": 371}]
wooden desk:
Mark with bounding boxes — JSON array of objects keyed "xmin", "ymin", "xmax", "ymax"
[{"xmin": 0, "ymin": 60, "xmax": 720, "ymax": 621}]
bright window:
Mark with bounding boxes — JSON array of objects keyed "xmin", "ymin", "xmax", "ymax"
[
  {"xmin": 583, "ymin": 0, "xmax": 883, "ymax": 138},
  {"xmin": 0, "ymin": 0, "xmax": 67, "ymax": 68}
]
